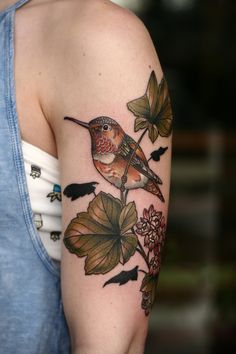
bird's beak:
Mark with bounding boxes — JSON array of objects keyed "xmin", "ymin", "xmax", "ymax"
[{"xmin": 64, "ymin": 116, "xmax": 89, "ymax": 129}]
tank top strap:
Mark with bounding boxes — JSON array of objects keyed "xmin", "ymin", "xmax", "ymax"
[
  {"xmin": 0, "ymin": 1, "xmax": 71, "ymax": 352},
  {"xmin": 0, "ymin": 0, "xmax": 59, "ymax": 276},
  {"xmin": 15, "ymin": 0, "xmax": 32, "ymax": 10},
  {"xmin": 0, "ymin": 0, "xmax": 32, "ymax": 15}
]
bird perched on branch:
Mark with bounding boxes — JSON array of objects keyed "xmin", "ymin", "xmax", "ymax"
[{"xmin": 64, "ymin": 116, "xmax": 164, "ymax": 202}]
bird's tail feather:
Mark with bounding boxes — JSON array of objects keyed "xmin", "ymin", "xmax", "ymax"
[{"xmin": 143, "ymin": 180, "xmax": 165, "ymax": 202}]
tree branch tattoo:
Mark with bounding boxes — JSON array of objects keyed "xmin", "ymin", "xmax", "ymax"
[{"xmin": 63, "ymin": 71, "xmax": 173, "ymax": 315}]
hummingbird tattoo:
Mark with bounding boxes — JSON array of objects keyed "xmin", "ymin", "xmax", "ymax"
[
  {"xmin": 64, "ymin": 116, "xmax": 165, "ymax": 202},
  {"xmin": 63, "ymin": 72, "xmax": 172, "ymax": 316}
]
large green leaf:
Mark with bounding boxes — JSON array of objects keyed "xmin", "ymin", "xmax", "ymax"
[
  {"xmin": 64, "ymin": 192, "xmax": 138, "ymax": 275},
  {"xmin": 127, "ymin": 71, "xmax": 173, "ymax": 142},
  {"xmin": 85, "ymin": 236, "xmax": 120, "ymax": 274},
  {"xmin": 88, "ymin": 191, "xmax": 122, "ymax": 231},
  {"xmin": 120, "ymin": 233, "xmax": 138, "ymax": 264},
  {"xmin": 119, "ymin": 202, "xmax": 138, "ymax": 234}
]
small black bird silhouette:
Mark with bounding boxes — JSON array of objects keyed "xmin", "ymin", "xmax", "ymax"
[
  {"xmin": 148, "ymin": 147, "xmax": 168, "ymax": 162},
  {"xmin": 103, "ymin": 266, "xmax": 139, "ymax": 287},
  {"xmin": 63, "ymin": 182, "xmax": 98, "ymax": 201}
]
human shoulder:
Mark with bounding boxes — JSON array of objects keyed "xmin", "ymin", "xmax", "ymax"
[
  {"xmin": 44, "ymin": 0, "xmax": 161, "ymax": 127},
  {"xmin": 62, "ymin": 0, "xmax": 152, "ymax": 55},
  {"xmin": 59, "ymin": 0, "xmax": 158, "ymax": 81},
  {"xmin": 65, "ymin": 0, "xmax": 144, "ymax": 28}
]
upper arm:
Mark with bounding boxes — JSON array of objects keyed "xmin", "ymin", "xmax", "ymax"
[{"xmin": 48, "ymin": 2, "xmax": 172, "ymax": 352}]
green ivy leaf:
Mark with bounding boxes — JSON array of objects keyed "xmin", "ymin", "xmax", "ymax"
[
  {"xmin": 153, "ymin": 78, "xmax": 173, "ymax": 137},
  {"xmin": 127, "ymin": 71, "xmax": 173, "ymax": 143},
  {"xmin": 64, "ymin": 192, "xmax": 138, "ymax": 275},
  {"xmin": 134, "ymin": 117, "xmax": 149, "ymax": 132},
  {"xmin": 148, "ymin": 124, "xmax": 159, "ymax": 144},
  {"xmin": 127, "ymin": 95, "xmax": 150, "ymax": 121},
  {"xmin": 147, "ymin": 71, "xmax": 159, "ymax": 118}
]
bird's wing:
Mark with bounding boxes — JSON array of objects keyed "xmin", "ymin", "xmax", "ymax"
[
  {"xmin": 125, "ymin": 135, "xmax": 148, "ymax": 164},
  {"xmin": 119, "ymin": 135, "xmax": 162, "ymax": 185}
]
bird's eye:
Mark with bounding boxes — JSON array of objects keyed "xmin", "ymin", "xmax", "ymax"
[{"xmin": 103, "ymin": 124, "xmax": 110, "ymax": 131}]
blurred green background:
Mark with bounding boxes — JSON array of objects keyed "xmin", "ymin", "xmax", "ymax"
[{"xmin": 113, "ymin": 1, "xmax": 236, "ymax": 353}]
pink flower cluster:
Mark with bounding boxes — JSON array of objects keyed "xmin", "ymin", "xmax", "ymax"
[{"xmin": 136, "ymin": 204, "xmax": 166, "ymax": 276}]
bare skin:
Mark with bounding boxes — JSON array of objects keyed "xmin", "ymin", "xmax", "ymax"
[
  {"xmin": 1, "ymin": 0, "xmax": 57, "ymax": 156},
  {"xmin": 1, "ymin": 1, "xmax": 172, "ymax": 353},
  {"xmin": 5, "ymin": 0, "xmax": 140, "ymax": 158}
]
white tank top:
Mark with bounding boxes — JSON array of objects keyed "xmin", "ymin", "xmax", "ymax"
[{"xmin": 22, "ymin": 140, "xmax": 62, "ymax": 261}]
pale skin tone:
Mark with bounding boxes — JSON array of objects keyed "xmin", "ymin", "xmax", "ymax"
[{"xmin": 2, "ymin": 0, "xmax": 172, "ymax": 352}]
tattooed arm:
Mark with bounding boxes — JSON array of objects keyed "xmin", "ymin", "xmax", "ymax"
[{"xmin": 47, "ymin": 1, "xmax": 172, "ymax": 353}]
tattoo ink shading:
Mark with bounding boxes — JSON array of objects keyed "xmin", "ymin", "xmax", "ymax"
[{"xmin": 63, "ymin": 71, "xmax": 172, "ymax": 315}]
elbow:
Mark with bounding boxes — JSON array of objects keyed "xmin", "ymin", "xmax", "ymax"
[
  {"xmin": 73, "ymin": 343, "xmax": 145, "ymax": 354},
  {"xmin": 72, "ymin": 326, "xmax": 148, "ymax": 354}
]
